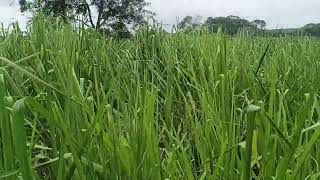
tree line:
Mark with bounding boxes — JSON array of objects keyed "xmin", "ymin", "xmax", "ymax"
[
  {"xmin": 177, "ymin": 15, "xmax": 320, "ymax": 37},
  {"xmin": 14, "ymin": 1, "xmax": 320, "ymax": 37},
  {"xmin": 177, "ymin": 15, "xmax": 266, "ymax": 35}
]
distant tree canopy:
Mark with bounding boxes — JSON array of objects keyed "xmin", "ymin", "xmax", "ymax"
[
  {"xmin": 177, "ymin": 15, "xmax": 202, "ymax": 29},
  {"xmin": 177, "ymin": 15, "xmax": 320, "ymax": 37},
  {"xmin": 302, "ymin": 23, "xmax": 320, "ymax": 37},
  {"xmin": 205, "ymin": 15, "xmax": 256, "ymax": 35},
  {"xmin": 18, "ymin": 0, "xmax": 152, "ymax": 37},
  {"xmin": 177, "ymin": 15, "xmax": 267, "ymax": 35},
  {"xmin": 251, "ymin": 19, "xmax": 266, "ymax": 29}
]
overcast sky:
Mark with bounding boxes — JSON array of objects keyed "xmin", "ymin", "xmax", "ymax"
[{"xmin": 1, "ymin": 0, "xmax": 319, "ymax": 29}]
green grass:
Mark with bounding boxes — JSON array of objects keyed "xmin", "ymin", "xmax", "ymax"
[{"xmin": 1, "ymin": 17, "xmax": 320, "ymax": 179}]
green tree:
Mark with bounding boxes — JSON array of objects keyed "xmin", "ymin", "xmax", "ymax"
[
  {"xmin": 302, "ymin": 23, "xmax": 320, "ymax": 36},
  {"xmin": 251, "ymin": 19, "xmax": 267, "ymax": 29},
  {"xmin": 18, "ymin": 0, "xmax": 79, "ymax": 19},
  {"xmin": 205, "ymin": 15, "xmax": 254, "ymax": 35},
  {"xmin": 18, "ymin": 0, "xmax": 152, "ymax": 34},
  {"xmin": 177, "ymin": 15, "xmax": 202, "ymax": 29},
  {"xmin": 178, "ymin": 16, "xmax": 193, "ymax": 29}
]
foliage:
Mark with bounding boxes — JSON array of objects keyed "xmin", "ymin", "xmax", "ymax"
[
  {"xmin": 18, "ymin": 0, "xmax": 152, "ymax": 36},
  {"xmin": 204, "ymin": 15, "xmax": 257, "ymax": 35},
  {"xmin": 18, "ymin": 0, "xmax": 82, "ymax": 18},
  {"xmin": 177, "ymin": 15, "xmax": 320, "ymax": 37},
  {"xmin": 251, "ymin": 19, "xmax": 267, "ymax": 29},
  {"xmin": 302, "ymin": 23, "xmax": 320, "ymax": 37},
  {"xmin": 177, "ymin": 15, "xmax": 202, "ymax": 29},
  {"xmin": 1, "ymin": 18, "xmax": 320, "ymax": 179},
  {"xmin": 177, "ymin": 15, "xmax": 260, "ymax": 35}
]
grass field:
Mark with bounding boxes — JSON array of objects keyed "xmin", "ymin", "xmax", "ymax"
[{"xmin": 1, "ymin": 18, "xmax": 320, "ymax": 179}]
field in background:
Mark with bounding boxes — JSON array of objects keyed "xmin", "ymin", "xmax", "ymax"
[{"xmin": 1, "ymin": 18, "xmax": 320, "ymax": 179}]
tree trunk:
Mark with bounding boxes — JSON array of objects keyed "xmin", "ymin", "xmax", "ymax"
[
  {"xmin": 82, "ymin": 0, "xmax": 95, "ymax": 28},
  {"xmin": 60, "ymin": 0, "xmax": 67, "ymax": 20}
]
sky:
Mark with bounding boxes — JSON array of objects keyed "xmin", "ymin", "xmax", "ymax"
[
  {"xmin": 0, "ymin": 0, "xmax": 319, "ymax": 29},
  {"xmin": 0, "ymin": 1, "xmax": 28, "ymax": 28}
]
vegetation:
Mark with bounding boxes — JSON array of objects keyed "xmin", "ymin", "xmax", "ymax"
[
  {"xmin": 1, "ymin": 16, "xmax": 320, "ymax": 179},
  {"xmin": 178, "ymin": 15, "xmax": 320, "ymax": 37},
  {"xmin": 18, "ymin": 0, "xmax": 152, "ymax": 37},
  {"xmin": 177, "ymin": 15, "xmax": 203, "ymax": 29},
  {"xmin": 177, "ymin": 15, "xmax": 266, "ymax": 35},
  {"xmin": 302, "ymin": 23, "xmax": 320, "ymax": 37},
  {"xmin": 16, "ymin": 1, "xmax": 320, "ymax": 37},
  {"xmin": 205, "ymin": 16, "xmax": 266, "ymax": 35}
]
